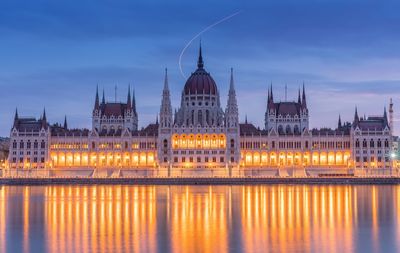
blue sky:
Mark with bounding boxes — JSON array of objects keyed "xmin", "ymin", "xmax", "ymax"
[{"xmin": 1, "ymin": 0, "xmax": 400, "ymax": 136}]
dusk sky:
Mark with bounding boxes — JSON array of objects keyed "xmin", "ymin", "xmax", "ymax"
[{"xmin": 2, "ymin": 0, "xmax": 400, "ymax": 136}]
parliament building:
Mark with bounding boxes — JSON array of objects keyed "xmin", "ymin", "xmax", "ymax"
[{"xmin": 7, "ymin": 46, "xmax": 395, "ymax": 176}]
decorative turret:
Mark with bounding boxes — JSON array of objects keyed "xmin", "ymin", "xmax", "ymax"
[
  {"xmin": 197, "ymin": 42, "xmax": 204, "ymax": 69},
  {"xmin": 353, "ymin": 107, "xmax": 359, "ymax": 126},
  {"xmin": 127, "ymin": 85, "xmax": 132, "ymax": 110},
  {"xmin": 132, "ymin": 89, "xmax": 137, "ymax": 117},
  {"xmin": 13, "ymin": 108, "xmax": 18, "ymax": 128},
  {"xmin": 383, "ymin": 106, "xmax": 389, "ymax": 128},
  {"xmin": 159, "ymin": 68, "xmax": 173, "ymax": 129},
  {"xmin": 94, "ymin": 85, "xmax": 100, "ymax": 110},
  {"xmin": 63, "ymin": 115, "xmax": 68, "ymax": 130},
  {"xmin": 41, "ymin": 108, "xmax": 47, "ymax": 129},
  {"xmin": 301, "ymin": 83, "xmax": 307, "ymax": 109},
  {"xmin": 225, "ymin": 68, "xmax": 239, "ymax": 129},
  {"xmin": 389, "ymin": 98, "xmax": 394, "ymax": 134}
]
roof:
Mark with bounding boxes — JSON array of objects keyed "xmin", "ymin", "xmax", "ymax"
[
  {"xmin": 274, "ymin": 102, "xmax": 302, "ymax": 116},
  {"xmin": 51, "ymin": 125, "xmax": 90, "ymax": 137},
  {"xmin": 135, "ymin": 123, "xmax": 159, "ymax": 136},
  {"xmin": 184, "ymin": 68, "xmax": 218, "ymax": 95},
  {"xmin": 356, "ymin": 116, "xmax": 388, "ymax": 131},
  {"xmin": 240, "ymin": 123, "xmax": 264, "ymax": 136},
  {"xmin": 100, "ymin": 103, "xmax": 128, "ymax": 117},
  {"xmin": 13, "ymin": 117, "xmax": 47, "ymax": 132}
]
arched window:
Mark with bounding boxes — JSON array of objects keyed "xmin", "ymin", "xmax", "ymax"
[
  {"xmin": 198, "ymin": 110, "xmax": 203, "ymax": 126},
  {"xmin": 355, "ymin": 139, "xmax": 360, "ymax": 148},
  {"xmin": 385, "ymin": 139, "xmax": 389, "ymax": 148},
  {"xmin": 294, "ymin": 125, "xmax": 299, "ymax": 134},
  {"xmin": 34, "ymin": 140, "xmax": 38, "ymax": 149},
  {"xmin": 286, "ymin": 125, "xmax": 291, "ymax": 134},
  {"xmin": 230, "ymin": 139, "xmax": 235, "ymax": 148},
  {"xmin": 41, "ymin": 140, "xmax": 45, "ymax": 149},
  {"xmin": 370, "ymin": 139, "xmax": 374, "ymax": 148},
  {"xmin": 163, "ymin": 139, "xmax": 168, "ymax": 149},
  {"xmin": 20, "ymin": 141, "xmax": 24, "ymax": 149},
  {"xmin": 363, "ymin": 139, "xmax": 367, "ymax": 148},
  {"xmin": 206, "ymin": 110, "xmax": 210, "ymax": 125},
  {"xmin": 377, "ymin": 139, "xmax": 381, "ymax": 148},
  {"xmin": 278, "ymin": 125, "xmax": 284, "ymax": 134},
  {"xmin": 191, "ymin": 110, "xmax": 195, "ymax": 125},
  {"xmin": 12, "ymin": 141, "xmax": 17, "ymax": 149}
]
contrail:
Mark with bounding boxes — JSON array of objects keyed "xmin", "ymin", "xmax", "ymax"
[{"xmin": 178, "ymin": 11, "xmax": 242, "ymax": 79}]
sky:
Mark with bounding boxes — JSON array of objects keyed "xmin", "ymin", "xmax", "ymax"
[{"xmin": 1, "ymin": 0, "xmax": 400, "ymax": 136}]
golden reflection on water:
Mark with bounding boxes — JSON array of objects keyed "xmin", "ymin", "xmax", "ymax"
[{"xmin": 1, "ymin": 185, "xmax": 400, "ymax": 252}]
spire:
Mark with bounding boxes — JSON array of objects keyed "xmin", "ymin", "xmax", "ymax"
[
  {"xmin": 384, "ymin": 106, "xmax": 388, "ymax": 126},
  {"xmin": 270, "ymin": 83, "xmax": 274, "ymax": 102},
  {"xmin": 132, "ymin": 89, "xmax": 137, "ymax": 116},
  {"xmin": 338, "ymin": 114, "xmax": 342, "ymax": 129},
  {"xmin": 245, "ymin": 115, "xmax": 248, "ymax": 124},
  {"xmin": 267, "ymin": 86, "xmax": 270, "ymax": 103},
  {"xmin": 164, "ymin": 68, "xmax": 169, "ymax": 90},
  {"xmin": 13, "ymin": 108, "xmax": 18, "ymax": 128},
  {"xmin": 127, "ymin": 85, "xmax": 132, "ymax": 110},
  {"xmin": 229, "ymin": 68, "xmax": 235, "ymax": 92},
  {"xmin": 226, "ymin": 68, "xmax": 239, "ymax": 129},
  {"xmin": 197, "ymin": 41, "xmax": 204, "ymax": 69},
  {"xmin": 156, "ymin": 115, "xmax": 159, "ymax": 125},
  {"xmin": 64, "ymin": 115, "xmax": 68, "ymax": 130},
  {"xmin": 160, "ymin": 68, "xmax": 173, "ymax": 129},
  {"xmin": 298, "ymin": 88, "xmax": 301, "ymax": 104},
  {"xmin": 94, "ymin": 85, "xmax": 100, "ymax": 109},
  {"xmin": 42, "ymin": 108, "xmax": 47, "ymax": 129},
  {"xmin": 42, "ymin": 108, "xmax": 47, "ymax": 122},
  {"xmin": 389, "ymin": 98, "xmax": 394, "ymax": 133},
  {"xmin": 102, "ymin": 89, "xmax": 105, "ymax": 104},
  {"xmin": 14, "ymin": 108, "xmax": 18, "ymax": 122},
  {"xmin": 302, "ymin": 82, "xmax": 307, "ymax": 108},
  {"xmin": 354, "ymin": 106, "xmax": 359, "ymax": 125}
]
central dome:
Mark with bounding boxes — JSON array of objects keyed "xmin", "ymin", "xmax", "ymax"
[{"xmin": 183, "ymin": 46, "xmax": 218, "ymax": 95}]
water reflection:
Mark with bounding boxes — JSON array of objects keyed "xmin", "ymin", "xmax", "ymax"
[{"xmin": 0, "ymin": 185, "xmax": 400, "ymax": 252}]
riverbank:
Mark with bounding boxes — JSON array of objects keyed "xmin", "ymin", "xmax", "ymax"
[{"xmin": 1, "ymin": 176, "xmax": 400, "ymax": 185}]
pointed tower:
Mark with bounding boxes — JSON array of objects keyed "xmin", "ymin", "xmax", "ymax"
[
  {"xmin": 159, "ymin": 68, "xmax": 173, "ymax": 129},
  {"xmin": 265, "ymin": 83, "xmax": 275, "ymax": 131},
  {"xmin": 127, "ymin": 85, "xmax": 132, "ymax": 110},
  {"xmin": 132, "ymin": 89, "xmax": 137, "ymax": 117},
  {"xmin": 226, "ymin": 68, "xmax": 239, "ymax": 128},
  {"xmin": 389, "ymin": 98, "xmax": 394, "ymax": 135},
  {"xmin": 225, "ymin": 68, "xmax": 240, "ymax": 166},
  {"xmin": 158, "ymin": 68, "xmax": 174, "ymax": 168},
  {"xmin": 102, "ymin": 89, "xmax": 105, "ymax": 104},
  {"xmin": 94, "ymin": 85, "xmax": 100, "ymax": 110},
  {"xmin": 41, "ymin": 108, "xmax": 47, "ymax": 129},
  {"xmin": 197, "ymin": 42, "xmax": 204, "ymax": 69},
  {"xmin": 64, "ymin": 115, "xmax": 68, "ymax": 130},
  {"xmin": 13, "ymin": 108, "xmax": 19, "ymax": 128},
  {"xmin": 301, "ymin": 82, "xmax": 307, "ymax": 109},
  {"xmin": 383, "ymin": 106, "xmax": 389, "ymax": 128},
  {"xmin": 338, "ymin": 114, "xmax": 342, "ymax": 129},
  {"xmin": 353, "ymin": 106, "xmax": 359, "ymax": 127}
]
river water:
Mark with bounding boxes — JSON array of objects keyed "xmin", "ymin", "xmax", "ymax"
[{"xmin": 0, "ymin": 184, "xmax": 399, "ymax": 253}]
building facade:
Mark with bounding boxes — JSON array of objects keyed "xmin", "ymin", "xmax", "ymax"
[{"xmin": 6, "ymin": 46, "xmax": 395, "ymax": 176}]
